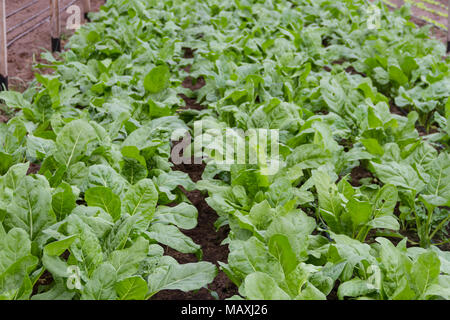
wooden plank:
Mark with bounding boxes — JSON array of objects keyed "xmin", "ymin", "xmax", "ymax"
[
  {"xmin": 50, "ymin": 0, "xmax": 61, "ymax": 52},
  {"xmin": 83, "ymin": 0, "xmax": 91, "ymax": 21},
  {"xmin": 447, "ymin": 0, "xmax": 450, "ymax": 52},
  {"xmin": 0, "ymin": 0, "xmax": 7, "ymax": 90}
]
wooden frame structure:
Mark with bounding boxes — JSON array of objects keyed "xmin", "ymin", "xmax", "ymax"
[{"xmin": 0, "ymin": 0, "xmax": 92, "ymax": 91}]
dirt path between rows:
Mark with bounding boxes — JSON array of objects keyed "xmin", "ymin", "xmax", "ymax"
[
  {"xmin": 375, "ymin": 0, "xmax": 448, "ymax": 43},
  {"xmin": 152, "ymin": 57, "xmax": 239, "ymax": 300}
]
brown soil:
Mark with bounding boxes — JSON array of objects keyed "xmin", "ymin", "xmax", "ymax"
[
  {"xmin": 32, "ymin": 270, "xmax": 54, "ymax": 296},
  {"xmin": 152, "ymin": 60, "xmax": 239, "ymax": 300},
  {"xmin": 151, "ymin": 187, "xmax": 238, "ymax": 300},
  {"xmin": 26, "ymin": 162, "xmax": 41, "ymax": 175},
  {"xmin": 389, "ymin": 100, "xmax": 409, "ymax": 116},
  {"xmin": 5, "ymin": 0, "xmax": 106, "ymax": 91},
  {"xmin": 377, "ymin": 0, "xmax": 448, "ymax": 43},
  {"xmin": 349, "ymin": 165, "xmax": 375, "ymax": 187},
  {"xmin": 0, "ymin": 114, "xmax": 8, "ymax": 123}
]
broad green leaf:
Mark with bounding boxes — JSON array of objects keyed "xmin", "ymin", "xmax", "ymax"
[
  {"xmin": 228, "ymin": 237, "xmax": 284, "ymax": 283},
  {"xmin": 87, "ymin": 164, "xmax": 128, "ymax": 197},
  {"xmin": 0, "ymin": 228, "xmax": 32, "ymax": 273},
  {"xmin": 85, "ymin": 187, "xmax": 121, "ymax": 222},
  {"xmin": 371, "ymin": 161, "xmax": 424, "ymax": 192},
  {"xmin": 313, "ymin": 169, "xmax": 342, "ymax": 232},
  {"xmin": 154, "ymin": 203, "xmax": 198, "ymax": 230},
  {"xmin": 44, "ymin": 235, "xmax": 77, "ymax": 257},
  {"xmin": 55, "ymin": 120, "xmax": 97, "ymax": 167},
  {"xmin": 423, "ymin": 153, "xmax": 450, "ymax": 206},
  {"xmin": 115, "ymin": 276, "xmax": 148, "ymax": 300},
  {"xmin": 146, "ymin": 224, "xmax": 201, "ymax": 256},
  {"xmin": 268, "ymin": 234, "xmax": 298, "ymax": 275},
  {"xmin": 373, "ymin": 184, "xmax": 398, "ymax": 217},
  {"xmin": 52, "ymin": 182, "xmax": 77, "ymax": 220},
  {"xmin": 81, "ymin": 263, "xmax": 117, "ymax": 300},
  {"xmin": 411, "ymin": 251, "xmax": 440, "ymax": 298},
  {"xmin": 26, "ymin": 135, "xmax": 55, "ymax": 161},
  {"xmin": 367, "ymin": 215, "xmax": 400, "ymax": 230},
  {"xmin": 108, "ymin": 237, "xmax": 149, "ymax": 281},
  {"xmin": 337, "ymin": 278, "xmax": 377, "ymax": 300},
  {"xmin": 243, "ymin": 272, "xmax": 290, "ymax": 300},
  {"xmin": 147, "ymin": 258, "xmax": 216, "ymax": 296},
  {"xmin": 347, "ymin": 198, "xmax": 372, "ymax": 230},
  {"xmin": 144, "ymin": 65, "xmax": 171, "ymax": 93},
  {"xmin": 122, "ymin": 179, "xmax": 158, "ymax": 217},
  {"xmin": 67, "ymin": 216, "xmax": 103, "ymax": 277},
  {"xmin": 5, "ymin": 176, "xmax": 55, "ymax": 242}
]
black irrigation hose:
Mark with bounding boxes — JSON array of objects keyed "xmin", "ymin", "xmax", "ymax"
[
  {"xmin": 6, "ymin": 0, "xmax": 39, "ymax": 19},
  {"xmin": 63, "ymin": 0, "xmax": 79, "ymax": 12},
  {"xmin": 7, "ymin": 6, "xmax": 50, "ymax": 34},
  {"xmin": 7, "ymin": 17, "xmax": 49, "ymax": 47}
]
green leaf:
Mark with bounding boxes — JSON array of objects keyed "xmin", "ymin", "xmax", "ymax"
[
  {"xmin": 243, "ymin": 272, "xmax": 290, "ymax": 300},
  {"xmin": 320, "ymin": 77, "xmax": 345, "ymax": 113},
  {"xmin": 373, "ymin": 184, "xmax": 398, "ymax": 217},
  {"xmin": 423, "ymin": 153, "xmax": 450, "ymax": 206},
  {"xmin": 26, "ymin": 135, "xmax": 55, "ymax": 161},
  {"xmin": 153, "ymin": 171, "xmax": 195, "ymax": 202},
  {"xmin": 154, "ymin": 203, "xmax": 198, "ymax": 230},
  {"xmin": 67, "ymin": 216, "xmax": 104, "ymax": 277},
  {"xmin": 147, "ymin": 258, "xmax": 216, "ymax": 296},
  {"xmin": 87, "ymin": 164, "xmax": 128, "ymax": 197},
  {"xmin": 228, "ymin": 237, "xmax": 284, "ymax": 284},
  {"xmin": 146, "ymin": 224, "xmax": 201, "ymax": 256},
  {"xmin": 108, "ymin": 237, "xmax": 149, "ymax": 281},
  {"xmin": 5, "ymin": 176, "xmax": 55, "ymax": 242},
  {"xmin": 268, "ymin": 234, "xmax": 298, "ymax": 275},
  {"xmin": 81, "ymin": 263, "xmax": 117, "ymax": 300},
  {"xmin": 55, "ymin": 120, "xmax": 97, "ymax": 167},
  {"xmin": 31, "ymin": 278, "xmax": 75, "ymax": 300},
  {"xmin": 249, "ymin": 200, "xmax": 275, "ymax": 230},
  {"xmin": 0, "ymin": 228, "xmax": 32, "ymax": 273},
  {"xmin": 371, "ymin": 161, "xmax": 424, "ymax": 192},
  {"xmin": 144, "ymin": 65, "xmax": 171, "ymax": 93},
  {"xmin": 3, "ymin": 163, "xmax": 29, "ymax": 191},
  {"xmin": 388, "ymin": 65, "xmax": 408, "ymax": 86},
  {"xmin": 0, "ymin": 91, "xmax": 32, "ymax": 109},
  {"xmin": 313, "ymin": 169, "xmax": 342, "ymax": 232},
  {"xmin": 43, "ymin": 235, "xmax": 77, "ymax": 257},
  {"xmin": 361, "ymin": 138, "xmax": 384, "ymax": 156},
  {"xmin": 115, "ymin": 276, "xmax": 148, "ymax": 300},
  {"xmin": 338, "ymin": 278, "xmax": 377, "ymax": 300},
  {"xmin": 121, "ymin": 146, "xmax": 148, "ymax": 184},
  {"xmin": 0, "ymin": 228, "xmax": 37, "ymax": 299},
  {"xmin": 367, "ymin": 215, "xmax": 400, "ymax": 230},
  {"xmin": 411, "ymin": 251, "xmax": 440, "ymax": 298},
  {"xmin": 122, "ymin": 179, "xmax": 158, "ymax": 217},
  {"xmin": 52, "ymin": 182, "xmax": 77, "ymax": 220},
  {"xmin": 347, "ymin": 198, "xmax": 372, "ymax": 230},
  {"xmin": 266, "ymin": 210, "xmax": 316, "ymax": 262},
  {"xmin": 85, "ymin": 186, "xmax": 121, "ymax": 222}
]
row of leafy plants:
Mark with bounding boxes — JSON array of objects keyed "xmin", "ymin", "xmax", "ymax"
[
  {"xmin": 0, "ymin": 0, "xmax": 220, "ymax": 300},
  {"xmin": 0, "ymin": 0, "xmax": 448, "ymax": 300},
  {"xmin": 179, "ymin": 0, "xmax": 450, "ymax": 299}
]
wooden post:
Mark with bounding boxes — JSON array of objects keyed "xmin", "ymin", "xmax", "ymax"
[
  {"xmin": 83, "ymin": 0, "xmax": 91, "ymax": 22},
  {"xmin": 447, "ymin": 0, "xmax": 450, "ymax": 52},
  {"xmin": 0, "ymin": 0, "xmax": 7, "ymax": 90},
  {"xmin": 50, "ymin": 0, "xmax": 61, "ymax": 52}
]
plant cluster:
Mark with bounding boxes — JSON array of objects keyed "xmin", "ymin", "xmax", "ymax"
[{"xmin": 0, "ymin": 0, "xmax": 449, "ymax": 300}]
